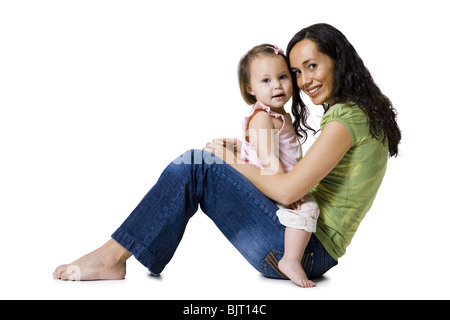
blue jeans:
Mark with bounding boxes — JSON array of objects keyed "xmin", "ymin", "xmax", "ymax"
[{"xmin": 112, "ymin": 150, "xmax": 337, "ymax": 279}]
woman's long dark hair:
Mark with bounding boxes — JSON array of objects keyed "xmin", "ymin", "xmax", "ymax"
[{"xmin": 287, "ymin": 23, "xmax": 401, "ymax": 157}]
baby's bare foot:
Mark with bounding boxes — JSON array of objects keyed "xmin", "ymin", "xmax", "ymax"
[
  {"xmin": 278, "ymin": 257, "xmax": 316, "ymax": 288},
  {"xmin": 53, "ymin": 239, "xmax": 131, "ymax": 281}
]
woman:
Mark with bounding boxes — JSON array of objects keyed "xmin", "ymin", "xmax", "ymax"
[{"xmin": 53, "ymin": 23, "xmax": 401, "ymax": 283}]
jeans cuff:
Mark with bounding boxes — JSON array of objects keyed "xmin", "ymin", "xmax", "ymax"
[{"xmin": 111, "ymin": 228, "xmax": 167, "ymax": 275}]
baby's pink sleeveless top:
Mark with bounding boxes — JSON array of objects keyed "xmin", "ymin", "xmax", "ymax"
[{"xmin": 240, "ymin": 102, "xmax": 302, "ymax": 172}]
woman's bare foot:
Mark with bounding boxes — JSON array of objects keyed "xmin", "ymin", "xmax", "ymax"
[
  {"xmin": 278, "ymin": 257, "xmax": 316, "ymax": 288},
  {"xmin": 53, "ymin": 239, "xmax": 132, "ymax": 281}
]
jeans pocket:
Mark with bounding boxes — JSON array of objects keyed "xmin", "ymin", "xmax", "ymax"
[
  {"xmin": 260, "ymin": 249, "xmax": 315, "ymax": 279},
  {"xmin": 260, "ymin": 249, "xmax": 288, "ymax": 279},
  {"xmin": 301, "ymin": 251, "xmax": 315, "ymax": 278}
]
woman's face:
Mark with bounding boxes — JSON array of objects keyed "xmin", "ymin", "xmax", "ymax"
[{"xmin": 289, "ymin": 39, "xmax": 335, "ymax": 106}]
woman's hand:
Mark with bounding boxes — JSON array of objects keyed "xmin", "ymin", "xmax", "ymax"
[
  {"xmin": 210, "ymin": 138, "xmax": 242, "ymax": 154},
  {"xmin": 203, "ymin": 138, "xmax": 242, "ymax": 163}
]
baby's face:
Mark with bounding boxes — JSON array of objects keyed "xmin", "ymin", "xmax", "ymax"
[{"xmin": 246, "ymin": 55, "xmax": 293, "ymax": 110}]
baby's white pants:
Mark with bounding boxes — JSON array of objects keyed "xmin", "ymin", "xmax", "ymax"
[{"xmin": 276, "ymin": 193, "xmax": 319, "ymax": 232}]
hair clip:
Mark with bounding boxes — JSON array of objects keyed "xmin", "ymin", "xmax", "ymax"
[{"xmin": 273, "ymin": 45, "xmax": 284, "ymax": 55}]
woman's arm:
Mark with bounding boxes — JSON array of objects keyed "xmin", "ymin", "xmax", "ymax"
[{"xmin": 206, "ymin": 121, "xmax": 352, "ymax": 205}]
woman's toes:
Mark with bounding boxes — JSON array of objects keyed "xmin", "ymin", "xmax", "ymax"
[
  {"xmin": 60, "ymin": 265, "xmax": 81, "ymax": 281},
  {"xmin": 53, "ymin": 264, "xmax": 82, "ymax": 280},
  {"xmin": 53, "ymin": 265, "xmax": 67, "ymax": 279}
]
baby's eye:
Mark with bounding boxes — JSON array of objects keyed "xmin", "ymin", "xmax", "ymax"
[
  {"xmin": 280, "ymin": 74, "xmax": 288, "ymax": 80},
  {"xmin": 262, "ymin": 78, "xmax": 270, "ymax": 84}
]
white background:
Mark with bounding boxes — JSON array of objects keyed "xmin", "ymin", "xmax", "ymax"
[{"xmin": 1, "ymin": 0, "xmax": 449, "ymax": 300}]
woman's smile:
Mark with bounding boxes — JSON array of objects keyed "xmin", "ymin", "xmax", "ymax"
[{"xmin": 306, "ymin": 85, "xmax": 322, "ymax": 97}]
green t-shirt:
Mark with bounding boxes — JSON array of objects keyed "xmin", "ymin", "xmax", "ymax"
[{"xmin": 311, "ymin": 103, "xmax": 388, "ymax": 261}]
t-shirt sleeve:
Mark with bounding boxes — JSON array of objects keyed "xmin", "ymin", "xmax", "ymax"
[{"xmin": 320, "ymin": 103, "xmax": 369, "ymax": 145}]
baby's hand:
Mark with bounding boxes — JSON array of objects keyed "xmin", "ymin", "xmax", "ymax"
[{"xmin": 289, "ymin": 198, "xmax": 305, "ymax": 211}]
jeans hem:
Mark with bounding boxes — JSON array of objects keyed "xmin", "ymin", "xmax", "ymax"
[{"xmin": 111, "ymin": 228, "xmax": 166, "ymax": 275}]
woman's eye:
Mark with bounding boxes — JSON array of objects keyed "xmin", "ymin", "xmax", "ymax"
[
  {"xmin": 308, "ymin": 64, "xmax": 317, "ymax": 70},
  {"xmin": 293, "ymin": 70, "xmax": 301, "ymax": 77}
]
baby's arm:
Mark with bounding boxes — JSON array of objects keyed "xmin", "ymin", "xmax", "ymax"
[{"xmin": 247, "ymin": 111, "xmax": 285, "ymax": 174}]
